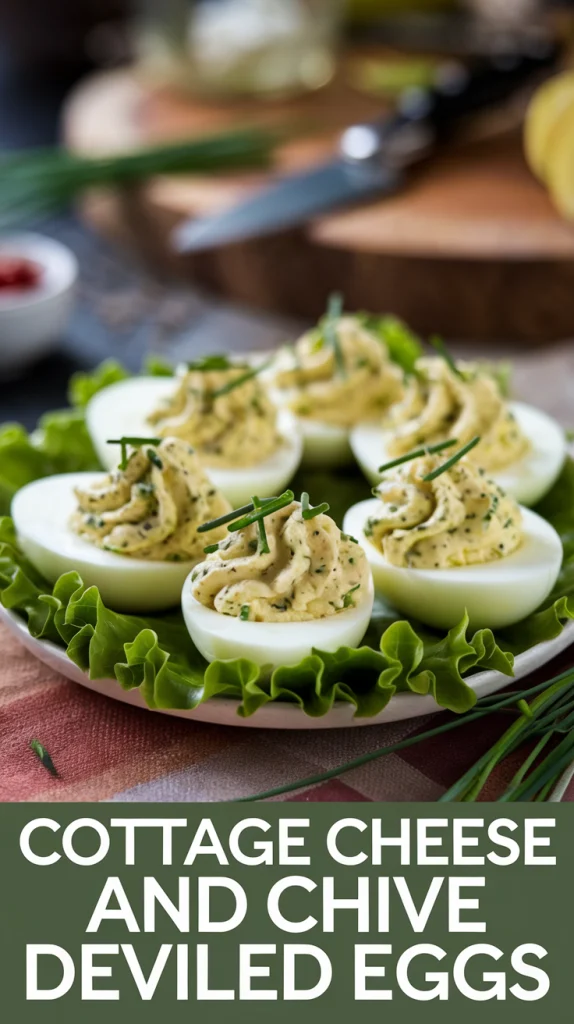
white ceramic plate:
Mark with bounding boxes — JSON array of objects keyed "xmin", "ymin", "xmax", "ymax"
[{"xmin": 1, "ymin": 604, "xmax": 573, "ymax": 730}]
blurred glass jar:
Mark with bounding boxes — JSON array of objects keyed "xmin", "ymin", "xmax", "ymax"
[{"xmin": 135, "ymin": 0, "xmax": 344, "ymax": 99}]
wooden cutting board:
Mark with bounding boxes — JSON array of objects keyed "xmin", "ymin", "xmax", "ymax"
[{"xmin": 63, "ymin": 64, "xmax": 574, "ymax": 343}]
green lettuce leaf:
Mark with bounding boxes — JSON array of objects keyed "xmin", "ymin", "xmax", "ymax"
[
  {"xmin": 358, "ymin": 313, "xmax": 422, "ymax": 374},
  {"xmin": 67, "ymin": 358, "xmax": 130, "ymax": 408},
  {"xmin": 0, "ymin": 411, "xmax": 100, "ymax": 515}
]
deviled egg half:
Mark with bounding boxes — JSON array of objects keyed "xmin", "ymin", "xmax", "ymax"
[
  {"xmin": 86, "ymin": 355, "xmax": 303, "ymax": 508},
  {"xmin": 269, "ymin": 298, "xmax": 405, "ymax": 468},
  {"xmin": 11, "ymin": 437, "xmax": 231, "ymax": 612},
  {"xmin": 343, "ymin": 438, "xmax": 562, "ymax": 632},
  {"xmin": 181, "ymin": 490, "xmax": 375, "ymax": 669},
  {"xmin": 350, "ymin": 354, "xmax": 566, "ymax": 506}
]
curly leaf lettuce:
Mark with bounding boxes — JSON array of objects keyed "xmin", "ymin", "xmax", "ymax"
[
  {"xmin": 358, "ymin": 313, "xmax": 422, "ymax": 374},
  {"xmin": 0, "ymin": 411, "xmax": 100, "ymax": 515},
  {"xmin": 0, "ymin": 509, "xmax": 521, "ymax": 718}
]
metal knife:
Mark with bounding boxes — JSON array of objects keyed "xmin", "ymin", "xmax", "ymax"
[{"xmin": 173, "ymin": 38, "xmax": 558, "ymax": 254}]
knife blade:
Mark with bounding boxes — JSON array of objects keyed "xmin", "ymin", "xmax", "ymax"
[
  {"xmin": 173, "ymin": 38, "xmax": 558, "ymax": 254},
  {"xmin": 173, "ymin": 158, "xmax": 400, "ymax": 253}
]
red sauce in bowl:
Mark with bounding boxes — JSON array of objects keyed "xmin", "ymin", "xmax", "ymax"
[{"xmin": 0, "ymin": 256, "xmax": 42, "ymax": 293}]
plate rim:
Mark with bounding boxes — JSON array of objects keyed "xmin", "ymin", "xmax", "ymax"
[{"xmin": 1, "ymin": 603, "xmax": 573, "ymax": 730}]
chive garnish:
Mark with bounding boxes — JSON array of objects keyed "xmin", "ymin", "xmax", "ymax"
[
  {"xmin": 252, "ymin": 496, "xmax": 270, "ymax": 554},
  {"xmin": 323, "ymin": 292, "xmax": 346, "ymax": 377},
  {"xmin": 430, "ymin": 335, "xmax": 464, "ymax": 379},
  {"xmin": 422, "ymin": 436, "xmax": 481, "ymax": 481},
  {"xmin": 107, "ymin": 436, "xmax": 162, "ymax": 471},
  {"xmin": 228, "ymin": 491, "xmax": 294, "ymax": 534},
  {"xmin": 209, "ymin": 359, "xmax": 272, "ymax": 399},
  {"xmin": 29, "ymin": 739, "xmax": 58, "ymax": 778},
  {"xmin": 198, "ymin": 501, "xmax": 257, "ymax": 533},
  {"xmin": 203, "ymin": 542, "xmax": 220, "ymax": 554},
  {"xmin": 342, "ymin": 583, "xmax": 361, "ymax": 608},
  {"xmin": 301, "ymin": 491, "xmax": 330, "ymax": 520},
  {"xmin": 147, "ymin": 448, "xmax": 163, "ymax": 469},
  {"xmin": 197, "ymin": 496, "xmax": 276, "ymax": 536},
  {"xmin": 240, "ymin": 605, "xmax": 250, "ymax": 621},
  {"xmin": 378, "ymin": 438, "xmax": 458, "ymax": 474}
]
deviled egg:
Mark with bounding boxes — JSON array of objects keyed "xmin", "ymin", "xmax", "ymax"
[
  {"xmin": 270, "ymin": 301, "xmax": 404, "ymax": 468},
  {"xmin": 343, "ymin": 440, "xmax": 562, "ymax": 632},
  {"xmin": 181, "ymin": 490, "xmax": 375, "ymax": 669},
  {"xmin": 11, "ymin": 437, "xmax": 231, "ymax": 612},
  {"xmin": 86, "ymin": 355, "xmax": 302, "ymax": 508},
  {"xmin": 350, "ymin": 355, "xmax": 566, "ymax": 506}
]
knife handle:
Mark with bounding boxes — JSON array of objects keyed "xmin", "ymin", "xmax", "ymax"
[{"xmin": 342, "ymin": 37, "xmax": 560, "ymax": 169}]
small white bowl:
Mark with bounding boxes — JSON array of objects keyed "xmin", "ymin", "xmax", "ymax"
[{"xmin": 0, "ymin": 233, "xmax": 78, "ymax": 375}]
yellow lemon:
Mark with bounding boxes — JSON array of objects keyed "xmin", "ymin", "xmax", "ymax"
[
  {"xmin": 524, "ymin": 71, "xmax": 574, "ymax": 182},
  {"xmin": 545, "ymin": 113, "xmax": 574, "ymax": 220}
]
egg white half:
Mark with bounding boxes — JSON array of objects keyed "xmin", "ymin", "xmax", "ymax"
[
  {"xmin": 349, "ymin": 401, "xmax": 567, "ymax": 507},
  {"xmin": 181, "ymin": 571, "xmax": 375, "ymax": 669},
  {"xmin": 343, "ymin": 498, "xmax": 562, "ymax": 632},
  {"xmin": 86, "ymin": 376, "xmax": 303, "ymax": 507},
  {"xmin": 11, "ymin": 473, "xmax": 197, "ymax": 613},
  {"xmin": 269, "ymin": 385, "xmax": 353, "ymax": 468}
]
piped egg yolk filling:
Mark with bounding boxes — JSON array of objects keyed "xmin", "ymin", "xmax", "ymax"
[
  {"xmin": 71, "ymin": 437, "xmax": 230, "ymax": 561},
  {"xmin": 366, "ymin": 454, "xmax": 523, "ymax": 569},
  {"xmin": 274, "ymin": 316, "xmax": 404, "ymax": 427},
  {"xmin": 191, "ymin": 501, "xmax": 370, "ymax": 622},
  {"xmin": 386, "ymin": 357, "xmax": 529, "ymax": 471},
  {"xmin": 147, "ymin": 363, "xmax": 281, "ymax": 469}
]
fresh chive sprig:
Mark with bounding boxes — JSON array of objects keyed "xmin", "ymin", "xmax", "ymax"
[
  {"xmin": 323, "ymin": 292, "xmax": 346, "ymax": 377},
  {"xmin": 0, "ymin": 127, "xmax": 277, "ymax": 229},
  {"xmin": 301, "ymin": 492, "xmax": 330, "ymax": 520},
  {"xmin": 422, "ymin": 436, "xmax": 480, "ymax": 481},
  {"xmin": 252, "ymin": 496, "xmax": 270, "ymax": 554},
  {"xmin": 234, "ymin": 668, "xmax": 574, "ymax": 803},
  {"xmin": 378, "ymin": 438, "xmax": 458, "ymax": 474},
  {"xmin": 431, "ymin": 335, "xmax": 464, "ymax": 379},
  {"xmin": 107, "ymin": 436, "xmax": 162, "ymax": 471},
  {"xmin": 228, "ymin": 491, "xmax": 294, "ymax": 533},
  {"xmin": 199, "ymin": 491, "xmax": 294, "ymax": 537},
  {"xmin": 29, "ymin": 739, "xmax": 58, "ymax": 778},
  {"xmin": 209, "ymin": 358, "xmax": 272, "ymax": 399},
  {"xmin": 198, "ymin": 501, "xmax": 256, "ymax": 534}
]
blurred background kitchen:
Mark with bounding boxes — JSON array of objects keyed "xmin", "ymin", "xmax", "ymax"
[{"xmin": 2, "ymin": 0, "xmax": 574, "ymax": 428}]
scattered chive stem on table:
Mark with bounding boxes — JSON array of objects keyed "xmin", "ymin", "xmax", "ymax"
[
  {"xmin": 29, "ymin": 739, "xmax": 58, "ymax": 778},
  {"xmin": 324, "ymin": 292, "xmax": 346, "ymax": 377},
  {"xmin": 378, "ymin": 438, "xmax": 458, "ymax": 474},
  {"xmin": 422, "ymin": 435, "xmax": 481, "ymax": 481},
  {"xmin": 235, "ymin": 667, "xmax": 574, "ymax": 803}
]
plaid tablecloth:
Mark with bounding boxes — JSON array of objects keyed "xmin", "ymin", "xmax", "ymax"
[{"xmin": 2, "ymin": 622, "xmax": 573, "ymax": 803}]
